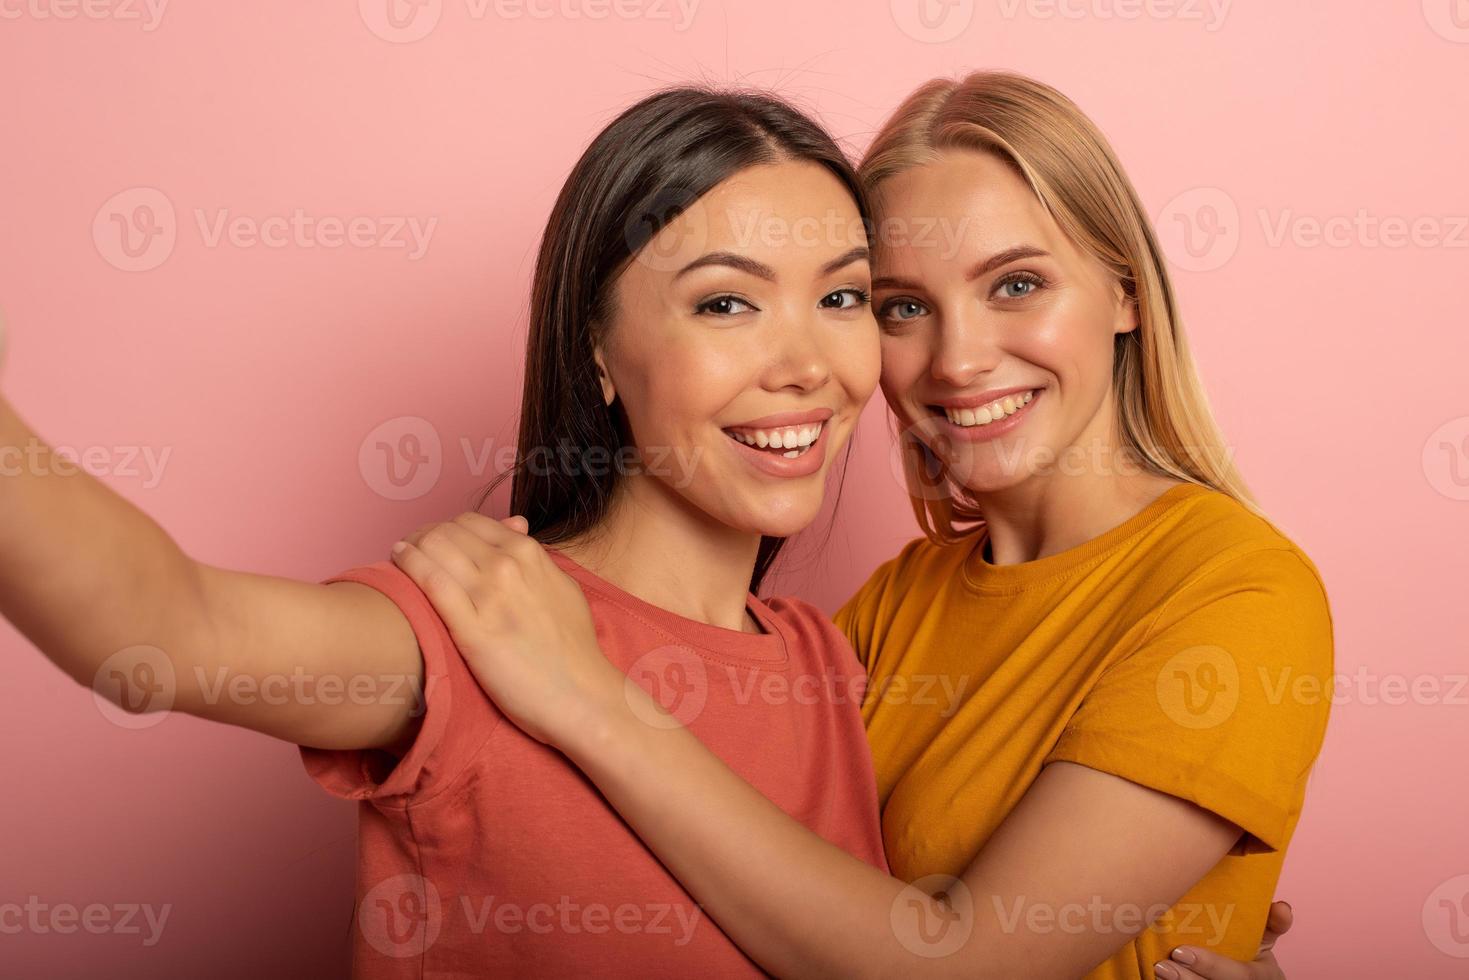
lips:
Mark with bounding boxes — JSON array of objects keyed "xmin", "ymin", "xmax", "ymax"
[
  {"xmin": 927, "ymin": 386, "xmax": 1043, "ymax": 443},
  {"xmin": 722, "ymin": 408, "xmax": 834, "ymax": 478}
]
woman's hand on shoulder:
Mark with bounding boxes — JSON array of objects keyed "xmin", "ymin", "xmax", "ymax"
[{"xmin": 390, "ymin": 512, "xmax": 619, "ymax": 746}]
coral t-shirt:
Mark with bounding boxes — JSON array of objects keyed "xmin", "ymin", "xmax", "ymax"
[{"xmin": 300, "ymin": 550, "xmax": 888, "ymax": 978}]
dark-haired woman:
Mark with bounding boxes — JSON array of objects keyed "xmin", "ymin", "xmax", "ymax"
[{"xmin": 1, "ymin": 88, "xmax": 888, "ymax": 976}]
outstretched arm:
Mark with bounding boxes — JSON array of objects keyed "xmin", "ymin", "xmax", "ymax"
[
  {"xmin": 0, "ymin": 333, "xmax": 422, "ymax": 750},
  {"xmin": 392, "ymin": 514, "xmax": 1293, "ymax": 980}
]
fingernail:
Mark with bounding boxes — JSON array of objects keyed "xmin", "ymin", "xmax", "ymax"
[
  {"xmin": 1171, "ymin": 947, "xmax": 1198, "ymax": 965},
  {"xmin": 1154, "ymin": 963, "xmax": 1179, "ymax": 980},
  {"xmin": 1282, "ymin": 901, "xmax": 1293, "ymax": 914},
  {"xmin": 391, "ymin": 541, "xmax": 407, "ymax": 555}
]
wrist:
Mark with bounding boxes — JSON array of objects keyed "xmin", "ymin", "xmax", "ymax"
[{"xmin": 561, "ymin": 663, "xmax": 654, "ymax": 772}]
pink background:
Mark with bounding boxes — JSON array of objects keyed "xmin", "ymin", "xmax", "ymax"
[{"xmin": 2, "ymin": 1, "xmax": 1466, "ymax": 976}]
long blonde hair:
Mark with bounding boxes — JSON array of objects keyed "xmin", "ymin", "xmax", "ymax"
[{"xmin": 861, "ymin": 71, "xmax": 1254, "ymax": 544}]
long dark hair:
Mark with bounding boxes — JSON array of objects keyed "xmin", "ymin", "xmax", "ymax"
[{"xmin": 476, "ymin": 87, "xmax": 868, "ymax": 593}]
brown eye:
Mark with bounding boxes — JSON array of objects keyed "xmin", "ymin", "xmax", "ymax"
[
  {"xmin": 819, "ymin": 288, "xmax": 870, "ymax": 310},
  {"xmin": 695, "ymin": 295, "xmax": 755, "ymax": 316}
]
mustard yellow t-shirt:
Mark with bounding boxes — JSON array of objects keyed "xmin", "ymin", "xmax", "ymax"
[{"xmin": 835, "ymin": 482, "xmax": 1334, "ymax": 979}]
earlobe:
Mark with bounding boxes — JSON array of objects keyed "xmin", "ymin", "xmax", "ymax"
[
  {"xmin": 593, "ymin": 345, "xmax": 616, "ymax": 407},
  {"xmin": 1114, "ymin": 282, "xmax": 1141, "ymax": 335}
]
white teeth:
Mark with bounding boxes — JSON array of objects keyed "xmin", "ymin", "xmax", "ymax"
[
  {"xmin": 726, "ymin": 421, "xmax": 826, "ymax": 455},
  {"xmin": 943, "ymin": 389, "xmax": 1036, "ymax": 428}
]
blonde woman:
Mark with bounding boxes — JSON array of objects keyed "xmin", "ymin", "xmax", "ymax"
[{"xmin": 390, "ymin": 73, "xmax": 1330, "ymax": 979}]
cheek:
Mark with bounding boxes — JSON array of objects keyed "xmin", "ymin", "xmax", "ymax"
[
  {"xmin": 878, "ymin": 333, "xmax": 927, "ymax": 401},
  {"xmin": 1026, "ymin": 299, "xmax": 1117, "ymax": 396},
  {"xmin": 842, "ymin": 328, "xmax": 883, "ymax": 403},
  {"xmin": 615, "ymin": 338, "xmax": 744, "ymax": 440}
]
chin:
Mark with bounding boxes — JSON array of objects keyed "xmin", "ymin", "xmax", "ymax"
[{"xmin": 734, "ymin": 493, "xmax": 823, "ymax": 540}]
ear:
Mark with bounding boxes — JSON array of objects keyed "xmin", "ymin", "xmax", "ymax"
[
  {"xmin": 1113, "ymin": 279, "xmax": 1140, "ymax": 335},
  {"xmin": 593, "ymin": 342, "xmax": 616, "ymax": 407}
]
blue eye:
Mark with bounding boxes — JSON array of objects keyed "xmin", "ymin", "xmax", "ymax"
[
  {"xmin": 878, "ymin": 298, "xmax": 928, "ymax": 324},
  {"xmin": 995, "ymin": 272, "xmax": 1044, "ymax": 299},
  {"xmin": 695, "ymin": 295, "xmax": 756, "ymax": 316}
]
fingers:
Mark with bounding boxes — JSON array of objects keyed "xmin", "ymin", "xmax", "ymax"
[
  {"xmin": 1153, "ymin": 959, "xmax": 1211, "ymax": 980},
  {"xmin": 1154, "ymin": 945, "xmax": 1264, "ymax": 980},
  {"xmin": 444, "ymin": 510, "xmax": 526, "ymax": 546},
  {"xmin": 408, "ymin": 521, "xmax": 496, "ymax": 591},
  {"xmin": 1261, "ymin": 901, "xmax": 1293, "ymax": 947},
  {"xmin": 502, "ymin": 515, "xmax": 529, "ymax": 534},
  {"xmin": 390, "ymin": 538, "xmax": 479, "ymax": 629}
]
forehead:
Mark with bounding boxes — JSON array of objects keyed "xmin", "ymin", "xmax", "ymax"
[
  {"xmin": 643, "ymin": 159, "xmax": 867, "ymax": 274},
  {"xmin": 870, "ymin": 150, "xmax": 1066, "ymax": 272}
]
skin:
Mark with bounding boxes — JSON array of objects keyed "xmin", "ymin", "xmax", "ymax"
[{"xmin": 392, "ymin": 149, "xmax": 1295, "ymax": 978}]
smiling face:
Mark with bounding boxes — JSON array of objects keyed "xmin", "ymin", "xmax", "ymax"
[
  {"xmin": 871, "ymin": 148, "xmax": 1138, "ymax": 497},
  {"xmin": 596, "ymin": 159, "xmax": 880, "ymax": 539}
]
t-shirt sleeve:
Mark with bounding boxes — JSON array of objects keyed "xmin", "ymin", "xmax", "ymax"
[
  {"xmin": 834, "ymin": 542, "xmax": 921, "ymax": 671},
  {"xmin": 297, "ymin": 560, "xmax": 502, "ymax": 806},
  {"xmin": 1044, "ymin": 547, "xmax": 1334, "ymax": 853}
]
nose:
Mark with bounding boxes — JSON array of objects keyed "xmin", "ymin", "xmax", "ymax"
[
  {"xmin": 764, "ymin": 314, "xmax": 832, "ymax": 393},
  {"xmin": 929, "ymin": 308, "xmax": 1001, "ymax": 389}
]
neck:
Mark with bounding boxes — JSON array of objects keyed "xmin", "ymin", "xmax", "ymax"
[
  {"xmin": 971, "ymin": 407, "xmax": 1180, "ymax": 566},
  {"xmin": 553, "ymin": 475, "xmax": 764, "ymax": 632}
]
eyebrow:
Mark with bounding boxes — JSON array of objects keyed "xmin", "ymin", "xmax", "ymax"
[
  {"xmin": 673, "ymin": 246, "xmax": 870, "ymax": 282},
  {"xmin": 872, "ymin": 244, "xmax": 1051, "ymax": 291}
]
